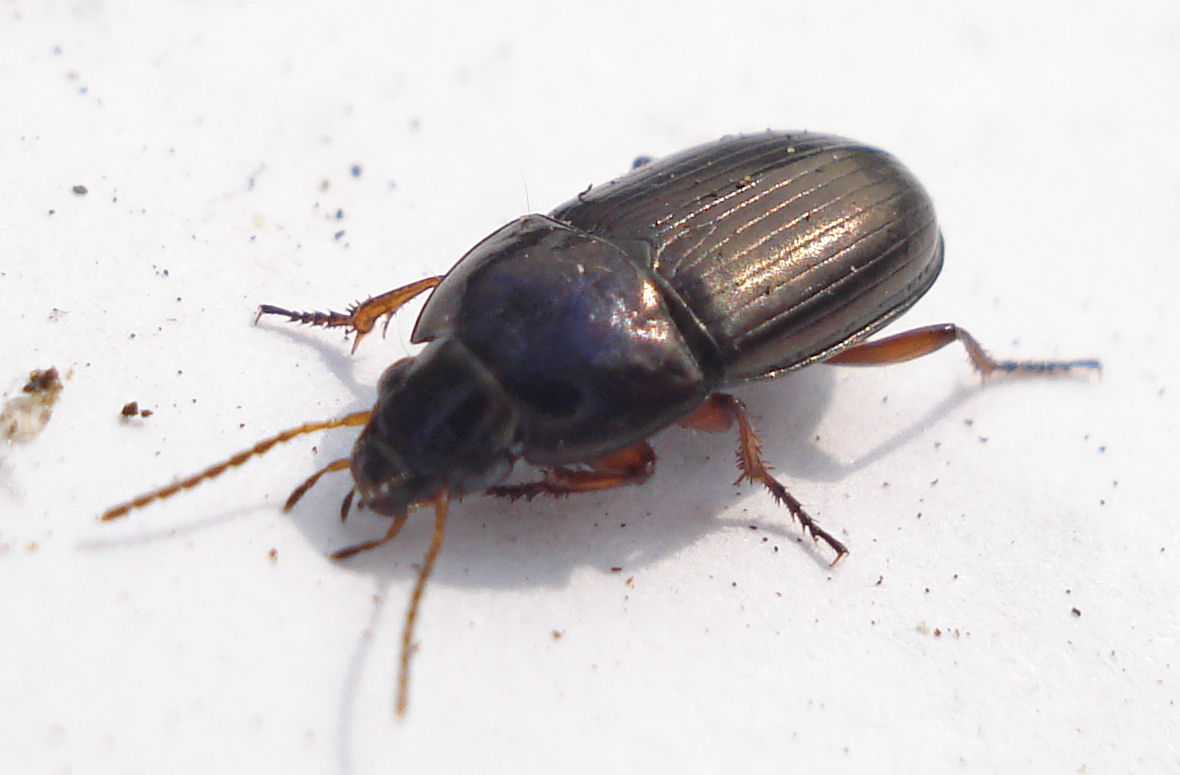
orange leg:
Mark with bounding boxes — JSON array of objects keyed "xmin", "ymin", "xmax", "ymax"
[
  {"xmin": 331, "ymin": 513, "xmax": 409, "ymax": 560},
  {"xmin": 487, "ymin": 442, "xmax": 656, "ymax": 500},
  {"xmin": 681, "ymin": 394, "xmax": 848, "ymax": 564},
  {"xmin": 282, "ymin": 457, "xmax": 351, "ymax": 512},
  {"xmin": 256, "ymin": 275, "xmax": 443, "ymax": 354},
  {"xmin": 825, "ymin": 323, "xmax": 1101, "ymax": 377}
]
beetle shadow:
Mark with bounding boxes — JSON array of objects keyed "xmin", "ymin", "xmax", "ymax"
[
  {"xmin": 251, "ymin": 318, "xmax": 406, "ymax": 405},
  {"xmin": 739, "ymin": 364, "xmax": 985, "ymax": 484},
  {"xmin": 281, "ymin": 357, "xmax": 1008, "ymax": 596},
  {"xmin": 86, "ymin": 327, "xmax": 1003, "ymax": 757}
]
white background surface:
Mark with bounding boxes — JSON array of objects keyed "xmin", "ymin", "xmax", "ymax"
[{"xmin": 2, "ymin": 1, "xmax": 1177, "ymax": 773}]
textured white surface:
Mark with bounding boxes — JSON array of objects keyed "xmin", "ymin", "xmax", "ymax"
[{"xmin": 2, "ymin": 1, "xmax": 1176, "ymax": 773}]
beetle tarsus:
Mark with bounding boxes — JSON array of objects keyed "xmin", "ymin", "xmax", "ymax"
[
  {"xmin": 687, "ymin": 393, "xmax": 849, "ymax": 564},
  {"xmin": 751, "ymin": 473, "xmax": 850, "ymax": 565},
  {"xmin": 987, "ymin": 357, "xmax": 1103, "ymax": 377},
  {"xmin": 255, "ymin": 304, "xmax": 352, "ymax": 328}
]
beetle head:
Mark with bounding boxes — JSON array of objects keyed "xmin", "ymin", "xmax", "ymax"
[{"xmin": 351, "ymin": 338, "xmax": 520, "ymax": 515}]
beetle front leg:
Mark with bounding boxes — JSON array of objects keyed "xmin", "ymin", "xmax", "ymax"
[
  {"xmin": 331, "ymin": 513, "xmax": 409, "ymax": 560},
  {"xmin": 256, "ymin": 275, "xmax": 443, "ymax": 353},
  {"xmin": 825, "ymin": 323, "xmax": 1100, "ymax": 377},
  {"xmin": 680, "ymin": 394, "xmax": 849, "ymax": 564},
  {"xmin": 487, "ymin": 442, "xmax": 656, "ymax": 500}
]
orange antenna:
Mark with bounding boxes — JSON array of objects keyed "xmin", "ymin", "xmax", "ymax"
[
  {"xmin": 396, "ymin": 489, "xmax": 449, "ymax": 717},
  {"xmin": 100, "ymin": 410, "xmax": 371, "ymax": 521}
]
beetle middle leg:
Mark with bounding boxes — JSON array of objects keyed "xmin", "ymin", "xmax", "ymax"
[
  {"xmin": 825, "ymin": 323, "xmax": 1101, "ymax": 376},
  {"xmin": 256, "ymin": 275, "xmax": 443, "ymax": 353},
  {"xmin": 487, "ymin": 443, "xmax": 656, "ymax": 500},
  {"xmin": 680, "ymin": 393, "xmax": 849, "ymax": 564}
]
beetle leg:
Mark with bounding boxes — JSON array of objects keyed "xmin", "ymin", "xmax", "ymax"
[
  {"xmin": 340, "ymin": 488, "xmax": 356, "ymax": 522},
  {"xmin": 256, "ymin": 275, "xmax": 443, "ymax": 354},
  {"xmin": 825, "ymin": 323, "xmax": 1101, "ymax": 377},
  {"xmin": 282, "ymin": 457, "xmax": 352, "ymax": 512},
  {"xmin": 677, "ymin": 393, "xmax": 736, "ymax": 432},
  {"xmin": 331, "ymin": 513, "xmax": 409, "ymax": 560},
  {"xmin": 681, "ymin": 394, "xmax": 849, "ymax": 564},
  {"xmin": 487, "ymin": 442, "xmax": 656, "ymax": 500}
]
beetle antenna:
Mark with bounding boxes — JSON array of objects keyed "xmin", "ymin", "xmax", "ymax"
[
  {"xmin": 395, "ymin": 489, "xmax": 450, "ymax": 718},
  {"xmin": 99, "ymin": 411, "xmax": 372, "ymax": 521}
]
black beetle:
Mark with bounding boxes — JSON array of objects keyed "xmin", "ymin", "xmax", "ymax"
[{"xmin": 102, "ymin": 131, "xmax": 1099, "ymax": 715}]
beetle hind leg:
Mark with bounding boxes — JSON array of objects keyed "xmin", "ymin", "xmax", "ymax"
[
  {"xmin": 680, "ymin": 394, "xmax": 849, "ymax": 564},
  {"xmin": 825, "ymin": 323, "xmax": 1101, "ymax": 377},
  {"xmin": 256, "ymin": 275, "xmax": 443, "ymax": 353}
]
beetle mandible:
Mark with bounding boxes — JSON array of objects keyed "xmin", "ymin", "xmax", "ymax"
[{"xmin": 102, "ymin": 131, "xmax": 1099, "ymax": 715}]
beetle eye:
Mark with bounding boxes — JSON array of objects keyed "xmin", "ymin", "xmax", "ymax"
[
  {"xmin": 504, "ymin": 376, "xmax": 582, "ymax": 417},
  {"xmin": 444, "ymin": 391, "xmax": 490, "ymax": 440},
  {"xmin": 419, "ymin": 382, "xmax": 515, "ymax": 465}
]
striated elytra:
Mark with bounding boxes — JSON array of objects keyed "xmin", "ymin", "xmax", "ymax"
[{"xmin": 345, "ymin": 133, "xmax": 946, "ymax": 520}]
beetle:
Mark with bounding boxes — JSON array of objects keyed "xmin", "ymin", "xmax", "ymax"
[{"xmin": 101, "ymin": 131, "xmax": 1099, "ymax": 715}]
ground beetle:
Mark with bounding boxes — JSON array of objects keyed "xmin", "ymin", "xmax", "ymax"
[{"xmin": 102, "ymin": 131, "xmax": 1099, "ymax": 715}]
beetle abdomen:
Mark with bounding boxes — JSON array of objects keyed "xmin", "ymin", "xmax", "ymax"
[{"xmin": 552, "ymin": 133, "xmax": 943, "ymax": 381}]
